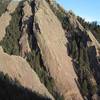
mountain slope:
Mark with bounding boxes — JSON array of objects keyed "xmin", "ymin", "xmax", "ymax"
[
  {"xmin": 33, "ymin": 0, "xmax": 83, "ymax": 99},
  {"xmin": 0, "ymin": 1, "xmax": 54, "ymax": 100},
  {"xmin": 0, "ymin": 46, "xmax": 54, "ymax": 100},
  {"xmin": 0, "ymin": 0, "xmax": 100, "ymax": 100},
  {"xmin": 46, "ymin": 1, "xmax": 100, "ymax": 99}
]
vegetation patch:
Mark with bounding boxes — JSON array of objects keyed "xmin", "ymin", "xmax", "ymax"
[
  {"xmin": 0, "ymin": 0, "xmax": 11, "ymax": 16},
  {"xmin": 26, "ymin": 30, "xmax": 64, "ymax": 100},
  {"xmin": 66, "ymin": 29, "xmax": 98, "ymax": 99},
  {"xmin": 26, "ymin": 50, "xmax": 64, "ymax": 100},
  {"xmin": 0, "ymin": 1, "xmax": 24, "ymax": 55}
]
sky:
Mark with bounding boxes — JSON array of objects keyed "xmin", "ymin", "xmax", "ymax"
[{"xmin": 57, "ymin": 0, "xmax": 100, "ymax": 22}]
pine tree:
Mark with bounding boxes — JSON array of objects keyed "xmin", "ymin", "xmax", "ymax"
[{"xmin": 82, "ymin": 80, "xmax": 88, "ymax": 96}]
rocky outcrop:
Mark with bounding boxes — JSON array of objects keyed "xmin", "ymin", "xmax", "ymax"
[
  {"xmin": 67, "ymin": 12, "xmax": 100, "ymax": 57},
  {"xmin": 86, "ymin": 30, "xmax": 100, "ymax": 56},
  {"xmin": 19, "ymin": 1, "xmax": 31, "ymax": 57},
  {"xmin": 0, "ymin": 46, "xmax": 54, "ymax": 99},
  {"xmin": 33, "ymin": 0, "xmax": 83, "ymax": 99},
  {"xmin": 1, "ymin": 0, "xmax": 99, "ymax": 100},
  {"xmin": 66, "ymin": 12, "xmax": 84, "ymax": 31},
  {"xmin": 0, "ymin": 1, "xmax": 54, "ymax": 99}
]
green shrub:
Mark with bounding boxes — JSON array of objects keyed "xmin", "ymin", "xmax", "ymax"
[
  {"xmin": 0, "ymin": 2, "xmax": 23, "ymax": 55},
  {"xmin": 0, "ymin": 0, "xmax": 11, "ymax": 16},
  {"xmin": 26, "ymin": 51, "xmax": 55, "ymax": 95},
  {"xmin": 82, "ymin": 80, "xmax": 88, "ymax": 96},
  {"xmin": 71, "ymin": 40, "xmax": 78, "ymax": 60}
]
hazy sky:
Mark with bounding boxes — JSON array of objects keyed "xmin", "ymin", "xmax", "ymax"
[{"xmin": 57, "ymin": 0, "xmax": 100, "ymax": 22}]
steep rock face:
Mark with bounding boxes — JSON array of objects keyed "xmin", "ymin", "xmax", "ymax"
[
  {"xmin": 33, "ymin": 0, "xmax": 83, "ymax": 99},
  {"xmin": 66, "ymin": 12, "xmax": 84, "ymax": 31},
  {"xmin": 19, "ymin": 1, "xmax": 31, "ymax": 57},
  {"xmin": 0, "ymin": 46, "xmax": 54, "ymax": 99},
  {"xmin": 0, "ymin": 1, "xmax": 54, "ymax": 99}
]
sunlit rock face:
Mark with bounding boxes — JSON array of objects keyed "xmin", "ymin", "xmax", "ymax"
[
  {"xmin": 34, "ymin": 0, "xmax": 83, "ymax": 99},
  {"xmin": 0, "ymin": 1, "xmax": 54, "ymax": 99}
]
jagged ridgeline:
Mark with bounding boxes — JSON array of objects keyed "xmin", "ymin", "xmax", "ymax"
[
  {"xmin": 0, "ymin": 0, "xmax": 11, "ymax": 16},
  {"xmin": 46, "ymin": 0, "xmax": 100, "ymax": 100},
  {"xmin": 0, "ymin": 72, "xmax": 51, "ymax": 100},
  {"xmin": 77, "ymin": 16, "xmax": 100, "ymax": 43}
]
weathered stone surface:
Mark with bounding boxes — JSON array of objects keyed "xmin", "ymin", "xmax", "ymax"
[
  {"xmin": 66, "ymin": 12, "xmax": 84, "ymax": 31},
  {"xmin": 34, "ymin": 0, "xmax": 83, "ymax": 99},
  {"xmin": 0, "ymin": 46, "xmax": 54, "ymax": 100},
  {"xmin": 19, "ymin": 1, "xmax": 31, "ymax": 57},
  {"xmin": 0, "ymin": 1, "xmax": 54, "ymax": 99}
]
